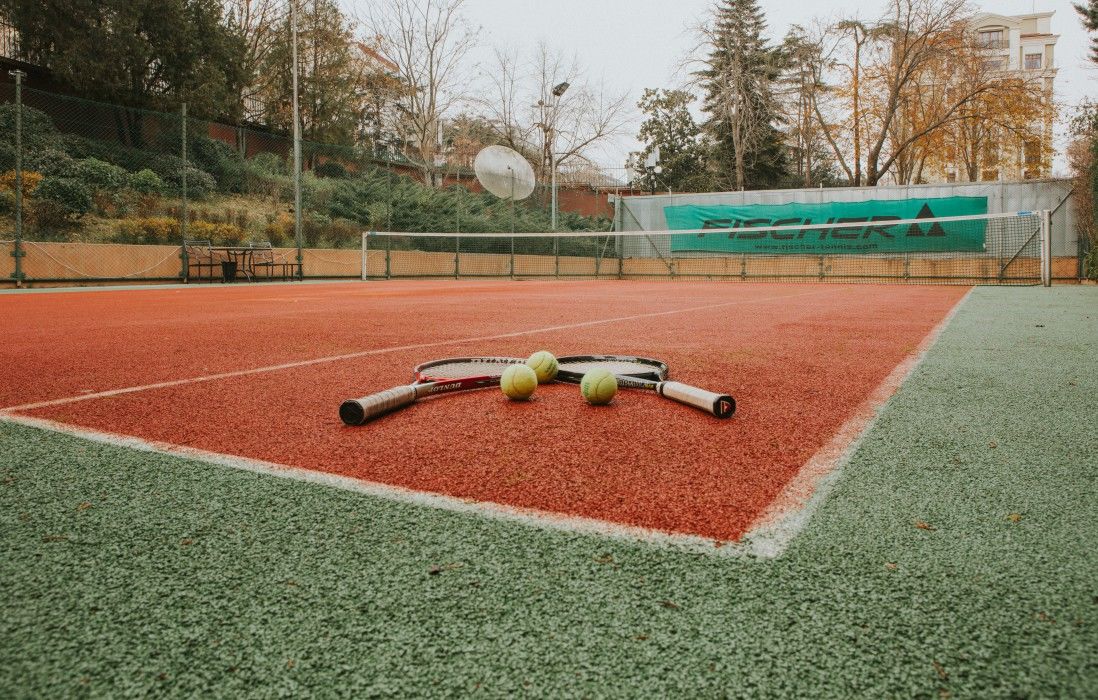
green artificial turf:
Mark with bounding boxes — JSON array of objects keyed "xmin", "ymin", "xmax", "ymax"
[{"xmin": 2, "ymin": 287, "xmax": 1096, "ymax": 698}]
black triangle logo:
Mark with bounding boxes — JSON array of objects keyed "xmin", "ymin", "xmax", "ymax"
[{"xmin": 906, "ymin": 203, "xmax": 946, "ymax": 237}]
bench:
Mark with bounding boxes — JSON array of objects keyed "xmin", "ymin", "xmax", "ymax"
[
  {"xmin": 248, "ymin": 242, "xmax": 299, "ymax": 281},
  {"xmin": 184, "ymin": 240, "xmax": 220, "ymax": 282}
]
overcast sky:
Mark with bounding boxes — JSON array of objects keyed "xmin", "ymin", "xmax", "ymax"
[{"xmin": 443, "ymin": 0, "xmax": 1096, "ymax": 176}]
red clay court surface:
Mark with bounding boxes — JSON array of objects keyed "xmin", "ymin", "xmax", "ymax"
[{"xmin": 0, "ymin": 281, "xmax": 968, "ymax": 544}]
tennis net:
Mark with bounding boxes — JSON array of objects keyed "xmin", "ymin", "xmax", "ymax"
[{"xmin": 362, "ymin": 210, "xmax": 1051, "ymax": 285}]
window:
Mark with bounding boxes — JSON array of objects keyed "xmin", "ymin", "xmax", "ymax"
[
  {"xmin": 1024, "ymin": 140, "xmax": 1041, "ymax": 167},
  {"xmin": 946, "ymin": 172, "xmax": 957, "ymax": 183},
  {"xmin": 979, "ymin": 29, "xmax": 1005, "ymax": 49},
  {"xmin": 1024, "ymin": 53, "xmax": 1042, "ymax": 70}
]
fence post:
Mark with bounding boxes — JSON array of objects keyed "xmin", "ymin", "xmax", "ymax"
[
  {"xmin": 291, "ymin": 0, "xmax": 304, "ymax": 280},
  {"xmin": 9, "ymin": 70, "xmax": 25, "ymax": 287},
  {"xmin": 1040, "ymin": 209, "xmax": 1052, "ymax": 287},
  {"xmin": 180, "ymin": 102, "xmax": 189, "ymax": 281}
]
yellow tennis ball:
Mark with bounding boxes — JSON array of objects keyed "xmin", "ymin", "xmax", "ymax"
[
  {"xmin": 500, "ymin": 364, "xmax": 538, "ymax": 400},
  {"xmin": 580, "ymin": 368, "xmax": 618, "ymax": 406},
  {"xmin": 526, "ymin": 350, "xmax": 559, "ymax": 383}
]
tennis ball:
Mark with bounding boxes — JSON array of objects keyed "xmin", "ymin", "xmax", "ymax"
[
  {"xmin": 526, "ymin": 350, "xmax": 559, "ymax": 383},
  {"xmin": 580, "ymin": 368, "xmax": 618, "ymax": 406},
  {"xmin": 500, "ymin": 364, "xmax": 538, "ymax": 400}
]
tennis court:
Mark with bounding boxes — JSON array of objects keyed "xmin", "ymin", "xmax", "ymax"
[
  {"xmin": 1, "ymin": 280, "xmax": 1095, "ymax": 696},
  {"xmin": 3, "ymin": 280, "xmax": 965, "ymax": 548}
]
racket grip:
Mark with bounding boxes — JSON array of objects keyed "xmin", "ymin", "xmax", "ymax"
[
  {"xmin": 658, "ymin": 382, "xmax": 736, "ymax": 419},
  {"xmin": 340, "ymin": 385, "xmax": 419, "ymax": 425}
]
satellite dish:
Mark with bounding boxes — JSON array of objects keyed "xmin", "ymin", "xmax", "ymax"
[{"xmin": 474, "ymin": 145, "xmax": 536, "ymax": 201}]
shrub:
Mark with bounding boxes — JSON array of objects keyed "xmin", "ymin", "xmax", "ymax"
[
  {"xmin": 0, "ymin": 104, "xmax": 62, "ymax": 153},
  {"xmin": 0, "ymin": 170, "xmax": 43, "ymax": 198},
  {"xmin": 315, "ymin": 161, "xmax": 347, "ymax": 179},
  {"xmin": 157, "ymin": 163, "xmax": 216, "ymax": 199},
  {"xmin": 25, "ymin": 149, "xmax": 75, "ymax": 177},
  {"xmin": 66, "ymin": 158, "xmax": 128, "ymax": 190},
  {"xmin": 34, "ymin": 177, "xmax": 92, "ymax": 219},
  {"xmin": 189, "ymin": 220, "xmax": 245, "ymax": 245},
  {"xmin": 129, "ymin": 169, "xmax": 164, "ymax": 194},
  {"xmin": 115, "ymin": 217, "xmax": 179, "ymax": 244},
  {"xmin": 264, "ymin": 212, "xmax": 294, "ymax": 247}
]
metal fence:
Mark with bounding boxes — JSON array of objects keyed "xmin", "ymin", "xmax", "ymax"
[{"xmin": 0, "ymin": 81, "xmax": 619, "ymax": 286}]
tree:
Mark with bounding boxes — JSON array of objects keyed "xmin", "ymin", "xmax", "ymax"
[
  {"xmin": 3, "ymin": 0, "xmax": 246, "ymax": 120},
  {"xmin": 365, "ymin": 0, "xmax": 477, "ymax": 186},
  {"xmin": 695, "ymin": 0, "xmax": 789, "ymax": 191},
  {"xmin": 1077, "ymin": 0, "xmax": 1098, "ymax": 63},
  {"xmin": 223, "ymin": 0, "xmax": 285, "ymax": 122},
  {"xmin": 628, "ymin": 89, "xmax": 707, "ymax": 192},
  {"xmin": 778, "ymin": 26, "xmax": 840, "ymax": 187},
  {"xmin": 259, "ymin": 0, "xmax": 373, "ymax": 149},
  {"xmin": 812, "ymin": 0, "xmax": 1047, "ymax": 185},
  {"xmin": 482, "ymin": 43, "xmax": 630, "ymax": 183}
]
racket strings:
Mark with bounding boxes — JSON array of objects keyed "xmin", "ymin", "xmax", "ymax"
[{"xmin": 558, "ymin": 359, "xmax": 667, "ymax": 379}]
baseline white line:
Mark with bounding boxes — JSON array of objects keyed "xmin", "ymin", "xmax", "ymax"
[
  {"xmin": 738, "ymin": 287, "xmax": 975, "ymax": 558},
  {"xmin": 4, "ymin": 288, "xmax": 829, "ymax": 413},
  {"xmin": 0, "ymin": 412, "xmax": 756, "ymax": 558}
]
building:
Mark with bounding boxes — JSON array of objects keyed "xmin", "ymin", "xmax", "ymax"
[{"xmin": 938, "ymin": 11, "xmax": 1058, "ymax": 183}]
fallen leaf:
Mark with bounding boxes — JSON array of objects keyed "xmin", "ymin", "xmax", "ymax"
[
  {"xmin": 933, "ymin": 660, "xmax": 949, "ymax": 681},
  {"xmin": 915, "ymin": 520, "xmax": 937, "ymax": 531},
  {"xmin": 76, "ymin": 501, "xmax": 92, "ymax": 512},
  {"xmin": 988, "ymin": 441, "xmax": 998, "ymax": 449},
  {"xmin": 660, "ymin": 600, "xmax": 680, "ymax": 609},
  {"xmin": 594, "ymin": 553, "xmax": 614, "ymax": 565},
  {"xmin": 884, "ymin": 562, "xmax": 898, "ymax": 571},
  {"xmin": 1007, "ymin": 513, "xmax": 1022, "ymax": 523}
]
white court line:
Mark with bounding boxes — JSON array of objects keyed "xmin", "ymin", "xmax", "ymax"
[
  {"xmin": 4, "ymin": 288, "xmax": 829, "ymax": 413},
  {"xmin": 738, "ymin": 287, "xmax": 974, "ymax": 557},
  {"xmin": 0, "ymin": 412, "xmax": 759, "ymax": 558}
]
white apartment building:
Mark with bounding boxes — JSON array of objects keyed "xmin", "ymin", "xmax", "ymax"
[{"xmin": 939, "ymin": 11, "xmax": 1058, "ymax": 183}]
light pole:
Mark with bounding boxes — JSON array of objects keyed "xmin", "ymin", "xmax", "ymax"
[{"xmin": 547, "ymin": 81, "xmax": 569, "ymax": 231}]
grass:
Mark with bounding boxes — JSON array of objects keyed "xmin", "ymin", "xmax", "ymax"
[{"xmin": 1, "ymin": 286, "xmax": 1096, "ymax": 697}]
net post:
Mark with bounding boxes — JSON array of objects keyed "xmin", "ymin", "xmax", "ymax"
[
  {"xmin": 554, "ymin": 237, "xmax": 559, "ymax": 278},
  {"xmin": 385, "ymin": 236, "xmax": 391, "ymax": 279},
  {"xmin": 366, "ymin": 232, "xmax": 375, "ymax": 283},
  {"xmin": 454, "ymin": 235, "xmax": 460, "ymax": 279},
  {"xmin": 1040, "ymin": 209, "xmax": 1052, "ymax": 287}
]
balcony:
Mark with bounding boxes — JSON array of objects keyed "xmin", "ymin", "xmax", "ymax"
[{"xmin": 0, "ymin": 20, "xmax": 19, "ymax": 59}]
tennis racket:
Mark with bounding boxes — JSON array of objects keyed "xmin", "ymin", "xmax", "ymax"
[
  {"xmin": 340, "ymin": 355, "xmax": 734, "ymax": 425},
  {"xmin": 551, "ymin": 355, "xmax": 736, "ymax": 419}
]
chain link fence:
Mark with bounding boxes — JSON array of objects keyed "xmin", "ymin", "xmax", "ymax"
[{"xmin": 0, "ymin": 82, "xmax": 614, "ymax": 286}]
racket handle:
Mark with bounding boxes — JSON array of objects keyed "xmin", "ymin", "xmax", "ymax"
[
  {"xmin": 340, "ymin": 385, "xmax": 419, "ymax": 425},
  {"xmin": 657, "ymin": 382, "xmax": 736, "ymax": 419}
]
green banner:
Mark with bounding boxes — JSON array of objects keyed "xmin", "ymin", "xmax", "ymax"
[{"xmin": 664, "ymin": 196, "xmax": 989, "ymax": 254}]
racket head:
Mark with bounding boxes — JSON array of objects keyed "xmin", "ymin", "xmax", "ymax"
[
  {"xmin": 555, "ymin": 355, "xmax": 668, "ymax": 383},
  {"xmin": 413, "ymin": 357, "xmax": 524, "ymax": 381}
]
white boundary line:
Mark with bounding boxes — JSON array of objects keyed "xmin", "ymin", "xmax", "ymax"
[
  {"xmin": 0, "ymin": 287, "xmax": 972, "ymax": 559},
  {"xmin": 3, "ymin": 288, "xmax": 827, "ymax": 413},
  {"xmin": 737, "ymin": 287, "xmax": 975, "ymax": 557},
  {"xmin": 0, "ymin": 412, "xmax": 757, "ymax": 557}
]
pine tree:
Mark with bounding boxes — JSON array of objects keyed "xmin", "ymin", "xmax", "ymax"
[
  {"xmin": 628, "ymin": 88, "xmax": 708, "ymax": 192},
  {"xmin": 1078, "ymin": 1, "xmax": 1098, "ymax": 63},
  {"xmin": 697, "ymin": 0, "xmax": 788, "ymax": 191}
]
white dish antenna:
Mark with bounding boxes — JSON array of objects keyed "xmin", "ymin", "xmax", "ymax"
[{"xmin": 474, "ymin": 145, "xmax": 536, "ymax": 201}]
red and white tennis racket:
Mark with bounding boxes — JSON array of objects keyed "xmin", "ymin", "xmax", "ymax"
[{"xmin": 339, "ymin": 355, "xmax": 735, "ymax": 425}]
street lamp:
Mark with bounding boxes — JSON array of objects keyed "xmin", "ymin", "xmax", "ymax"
[{"xmin": 548, "ymin": 81, "xmax": 569, "ymax": 231}]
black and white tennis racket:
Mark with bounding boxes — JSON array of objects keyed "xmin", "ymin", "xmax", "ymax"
[
  {"xmin": 551, "ymin": 355, "xmax": 736, "ymax": 419},
  {"xmin": 339, "ymin": 355, "xmax": 735, "ymax": 425}
]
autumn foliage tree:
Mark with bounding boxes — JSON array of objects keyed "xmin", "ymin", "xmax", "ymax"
[{"xmin": 810, "ymin": 0, "xmax": 1049, "ymax": 185}]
